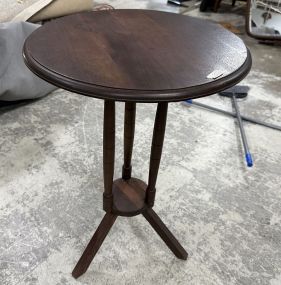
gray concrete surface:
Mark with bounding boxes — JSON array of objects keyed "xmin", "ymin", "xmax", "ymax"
[{"xmin": 0, "ymin": 0, "xmax": 281, "ymax": 284}]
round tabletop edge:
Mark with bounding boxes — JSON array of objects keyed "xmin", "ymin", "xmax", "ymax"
[{"xmin": 23, "ymin": 41, "xmax": 252, "ymax": 102}]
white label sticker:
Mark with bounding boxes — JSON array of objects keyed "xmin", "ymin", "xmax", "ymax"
[{"xmin": 207, "ymin": 70, "xmax": 224, "ymax": 79}]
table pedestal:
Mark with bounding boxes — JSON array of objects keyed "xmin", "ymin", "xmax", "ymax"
[{"xmin": 72, "ymin": 101, "xmax": 188, "ymax": 279}]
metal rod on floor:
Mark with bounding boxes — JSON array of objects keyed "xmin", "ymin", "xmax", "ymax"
[
  {"xmin": 183, "ymin": 100, "xmax": 281, "ymax": 132},
  {"xmin": 231, "ymin": 94, "xmax": 253, "ymax": 167}
]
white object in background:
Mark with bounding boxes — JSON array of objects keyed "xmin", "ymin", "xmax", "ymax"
[{"xmin": 12, "ymin": 0, "xmax": 93, "ymax": 23}]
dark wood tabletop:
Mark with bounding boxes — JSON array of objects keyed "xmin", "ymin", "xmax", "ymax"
[{"xmin": 23, "ymin": 9, "xmax": 251, "ymax": 102}]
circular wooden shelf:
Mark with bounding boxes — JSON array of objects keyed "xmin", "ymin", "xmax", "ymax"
[{"xmin": 112, "ymin": 178, "xmax": 147, "ymax": 217}]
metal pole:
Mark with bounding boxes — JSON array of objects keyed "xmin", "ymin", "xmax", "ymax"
[
  {"xmin": 183, "ymin": 100, "xmax": 281, "ymax": 132},
  {"xmin": 231, "ymin": 94, "xmax": 253, "ymax": 167}
]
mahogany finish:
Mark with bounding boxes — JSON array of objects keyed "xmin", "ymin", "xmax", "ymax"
[
  {"xmin": 23, "ymin": 10, "xmax": 251, "ymax": 102},
  {"xmin": 103, "ymin": 101, "xmax": 115, "ymax": 212},
  {"xmin": 146, "ymin": 103, "xmax": 168, "ymax": 207},
  {"xmin": 143, "ymin": 208, "xmax": 188, "ymax": 260},
  {"xmin": 112, "ymin": 178, "xmax": 147, "ymax": 216},
  {"xmin": 72, "ymin": 212, "xmax": 117, "ymax": 278},
  {"xmin": 23, "ymin": 9, "xmax": 252, "ymax": 279},
  {"xmin": 122, "ymin": 102, "xmax": 136, "ymax": 179}
]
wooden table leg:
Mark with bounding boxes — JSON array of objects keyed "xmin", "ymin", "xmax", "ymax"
[
  {"xmin": 146, "ymin": 102, "xmax": 168, "ymax": 207},
  {"xmin": 143, "ymin": 105, "xmax": 188, "ymax": 259},
  {"xmin": 103, "ymin": 100, "xmax": 115, "ymax": 212},
  {"xmin": 122, "ymin": 102, "xmax": 136, "ymax": 180},
  {"xmin": 72, "ymin": 212, "xmax": 117, "ymax": 279},
  {"xmin": 143, "ymin": 208, "xmax": 188, "ymax": 260},
  {"xmin": 72, "ymin": 100, "xmax": 117, "ymax": 278}
]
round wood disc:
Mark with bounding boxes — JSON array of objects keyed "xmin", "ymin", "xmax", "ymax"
[
  {"xmin": 112, "ymin": 178, "xmax": 147, "ymax": 217},
  {"xmin": 23, "ymin": 10, "xmax": 251, "ymax": 102}
]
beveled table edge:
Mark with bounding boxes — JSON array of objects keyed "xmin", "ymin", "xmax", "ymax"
[{"xmin": 23, "ymin": 40, "xmax": 252, "ymax": 103}]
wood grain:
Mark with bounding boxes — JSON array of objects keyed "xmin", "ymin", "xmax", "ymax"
[
  {"xmin": 112, "ymin": 178, "xmax": 147, "ymax": 216},
  {"xmin": 23, "ymin": 10, "xmax": 252, "ymax": 102},
  {"xmin": 72, "ymin": 212, "xmax": 117, "ymax": 279},
  {"xmin": 103, "ymin": 100, "xmax": 115, "ymax": 212},
  {"xmin": 122, "ymin": 102, "xmax": 136, "ymax": 179},
  {"xmin": 146, "ymin": 102, "xmax": 168, "ymax": 207},
  {"xmin": 143, "ymin": 208, "xmax": 188, "ymax": 260}
]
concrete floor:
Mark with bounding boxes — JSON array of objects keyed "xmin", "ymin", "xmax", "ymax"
[{"xmin": 0, "ymin": 1, "xmax": 281, "ymax": 285}]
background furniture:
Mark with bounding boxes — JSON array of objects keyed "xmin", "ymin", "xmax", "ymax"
[{"xmin": 246, "ymin": 0, "xmax": 281, "ymax": 42}]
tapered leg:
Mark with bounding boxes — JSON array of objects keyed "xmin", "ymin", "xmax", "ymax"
[
  {"xmin": 72, "ymin": 213, "xmax": 117, "ymax": 279},
  {"xmin": 143, "ymin": 208, "xmax": 188, "ymax": 260},
  {"xmin": 103, "ymin": 100, "xmax": 115, "ymax": 212},
  {"xmin": 146, "ymin": 102, "xmax": 168, "ymax": 207},
  {"xmin": 122, "ymin": 102, "xmax": 136, "ymax": 180}
]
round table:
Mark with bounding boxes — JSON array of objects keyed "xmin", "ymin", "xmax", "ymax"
[{"xmin": 23, "ymin": 9, "xmax": 252, "ymax": 279}]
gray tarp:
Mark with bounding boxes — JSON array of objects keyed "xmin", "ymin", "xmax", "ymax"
[{"xmin": 0, "ymin": 21, "xmax": 56, "ymax": 101}]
